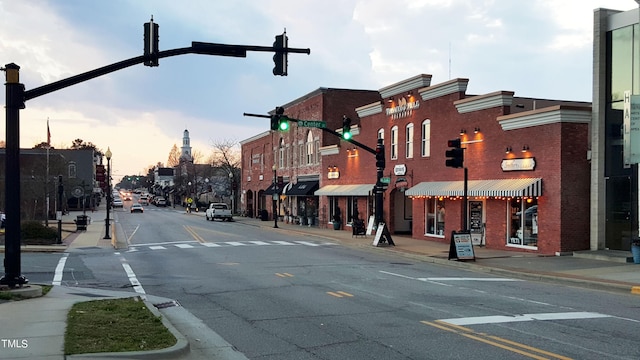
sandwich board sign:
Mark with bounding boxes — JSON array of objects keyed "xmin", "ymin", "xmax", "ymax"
[
  {"xmin": 448, "ymin": 231, "xmax": 475, "ymax": 261},
  {"xmin": 372, "ymin": 222, "xmax": 395, "ymax": 247}
]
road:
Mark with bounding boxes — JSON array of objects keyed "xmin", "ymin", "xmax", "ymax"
[{"xmin": 21, "ymin": 201, "xmax": 640, "ymax": 359}]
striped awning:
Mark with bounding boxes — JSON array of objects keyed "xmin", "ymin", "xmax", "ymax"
[
  {"xmin": 315, "ymin": 184, "xmax": 376, "ymax": 196},
  {"xmin": 405, "ymin": 178, "xmax": 542, "ymax": 197}
]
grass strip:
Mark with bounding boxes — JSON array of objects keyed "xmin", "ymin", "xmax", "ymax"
[{"xmin": 64, "ymin": 297, "xmax": 176, "ymax": 355}]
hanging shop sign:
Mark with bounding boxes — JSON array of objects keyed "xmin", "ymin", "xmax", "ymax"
[
  {"xmin": 394, "ymin": 164, "xmax": 407, "ymax": 176},
  {"xmin": 501, "ymin": 158, "xmax": 536, "ymax": 171}
]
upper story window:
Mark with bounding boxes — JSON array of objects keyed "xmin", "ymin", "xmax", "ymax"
[
  {"xmin": 421, "ymin": 119, "xmax": 431, "ymax": 157},
  {"xmin": 390, "ymin": 126, "xmax": 398, "ymax": 160},
  {"xmin": 306, "ymin": 131, "xmax": 314, "ymax": 165},
  {"xmin": 406, "ymin": 123, "xmax": 414, "ymax": 159},
  {"xmin": 68, "ymin": 162, "xmax": 77, "ymax": 179},
  {"xmin": 279, "ymin": 138, "xmax": 285, "ymax": 169}
]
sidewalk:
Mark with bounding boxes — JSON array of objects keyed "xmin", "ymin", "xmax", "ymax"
[{"xmin": 1, "ymin": 205, "xmax": 639, "ymax": 359}]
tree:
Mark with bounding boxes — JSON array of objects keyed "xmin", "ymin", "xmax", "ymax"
[
  {"xmin": 33, "ymin": 142, "xmax": 53, "ymax": 149},
  {"xmin": 209, "ymin": 139, "xmax": 241, "ymax": 174},
  {"xmin": 167, "ymin": 144, "xmax": 180, "ymax": 167},
  {"xmin": 69, "ymin": 139, "xmax": 102, "ymax": 156}
]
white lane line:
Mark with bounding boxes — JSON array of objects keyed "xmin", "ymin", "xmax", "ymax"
[
  {"xmin": 121, "ymin": 260, "xmax": 146, "ymax": 300},
  {"xmin": 418, "ymin": 277, "xmax": 521, "ymax": 282},
  {"xmin": 149, "ymin": 245, "xmax": 166, "ymax": 250},
  {"xmin": 52, "ymin": 253, "xmax": 69, "ymax": 285},
  {"xmin": 271, "ymin": 241, "xmax": 296, "ymax": 245},
  {"xmin": 380, "ymin": 270, "xmax": 519, "ymax": 282},
  {"xmin": 441, "ymin": 312, "xmax": 612, "ymax": 326}
]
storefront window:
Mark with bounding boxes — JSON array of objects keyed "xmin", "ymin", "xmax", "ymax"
[
  {"xmin": 508, "ymin": 198, "xmax": 538, "ymax": 247},
  {"xmin": 425, "ymin": 198, "xmax": 445, "ymax": 236}
]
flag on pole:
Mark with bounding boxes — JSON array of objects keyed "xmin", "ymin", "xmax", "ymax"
[{"xmin": 47, "ymin": 118, "xmax": 51, "ymax": 146}]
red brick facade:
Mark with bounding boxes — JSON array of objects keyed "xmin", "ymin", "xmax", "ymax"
[{"xmin": 241, "ymin": 76, "xmax": 591, "ymax": 255}]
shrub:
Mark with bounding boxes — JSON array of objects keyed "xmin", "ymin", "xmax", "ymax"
[{"xmin": 22, "ymin": 221, "xmax": 57, "ymax": 241}]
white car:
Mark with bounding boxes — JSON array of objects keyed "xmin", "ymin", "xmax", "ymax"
[{"xmin": 112, "ymin": 198, "xmax": 124, "ymax": 208}]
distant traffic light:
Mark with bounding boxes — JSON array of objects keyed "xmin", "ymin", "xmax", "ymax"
[
  {"xmin": 445, "ymin": 138, "xmax": 464, "ymax": 168},
  {"xmin": 143, "ymin": 17, "xmax": 159, "ymax": 67},
  {"xmin": 272, "ymin": 32, "xmax": 288, "ymax": 76},
  {"xmin": 375, "ymin": 142, "xmax": 385, "ymax": 169},
  {"xmin": 342, "ymin": 116, "xmax": 352, "ymax": 140}
]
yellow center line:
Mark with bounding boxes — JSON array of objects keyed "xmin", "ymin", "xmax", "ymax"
[
  {"xmin": 183, "ymin": 225, "xmax": 205, "ymax": 243},
  {"xmin": 336, "ymin": 291, "xmax": 354, "ymax": 297},
  {"xmin": 421, "ymin": 321, "xmax": 572, "ymax": 360}
]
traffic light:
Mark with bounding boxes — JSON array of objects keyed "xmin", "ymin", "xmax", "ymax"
[
  {"xmin": 375, "ymin": 142, "xmax": 385, "ymax": 169},
  {"xmin": 143, "ymin": 17, "xmax": 159, "ymax": 67},
  {"xmin": 279, "ymin": 116, "xmax": 289, "ymax": 131},
  {"xmin": 342, "ymin": 116, "xmax": 352, "ymax": 140},
  {"xmin": 445, "ymin": 138, "xmax": 464, "ymax": 168},
  {"xmin": 272, "ymin": 32, "xmax": 288, "ymax": 76},
  {"xmin": 271, "ymin": 106, "xmax": 289, "ymax": 131}
]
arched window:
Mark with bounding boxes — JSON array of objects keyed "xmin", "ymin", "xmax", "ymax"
[
  {"xmin": 406, "ymin": 123, "xmax": 414, "ymax": 159},
  {"xmin": 421, "ymin": 119, "xmax": 431, "ymax": 157},
  {"xmin": 68, "ymin": 162, "xmax": 77, "ymax": 179},
  {"xmin": 306, "ymin": 131, "xmax": 314, "ymax": 165},
  {"xmin": 279, "ymin": 138, "xmax": 285, "ymax": 168},
  {"xmin": 390, "ymin": 125, "xmax": 398, "ymax": 160}
]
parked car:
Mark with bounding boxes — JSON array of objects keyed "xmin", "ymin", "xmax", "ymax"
[
  {"xmin": 130, "ymin": 204, "xmax": 144, "ymax": 213},
  {"xmin": 139, "ymin": 196, "xmax": 149, "ymax": 205},
  {"xmin": 155, "ymin": 197, "xmax": 167, "ymax": 207},
  {"xmin": 205, "ymin": 203, "xmax": 233, "ymax": 221}
]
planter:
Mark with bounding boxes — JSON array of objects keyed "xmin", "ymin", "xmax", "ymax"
[
  {"xmin": 333, "ymin": 221, "xmax": 341, "ymax": 230},
  {"xmin": 632, "ymin": 243, "xmax": 640, "ymax": 264}
]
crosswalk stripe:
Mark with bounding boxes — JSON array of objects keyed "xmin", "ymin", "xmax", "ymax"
[
  {"xmin": 202, "ymin": 243, "xmax": 222, "ymax": 247},
  {"xmin": 175, "ymin": 244, "xmax": 194, "ymax": 249},
  {"xmin": 272, "ymin": 241, "xmax": 296, "ymax": 245},
  {"xmin": 224, "ymin": 241, "xmax": 247, "ymax": 246},
  {"xmin": 249, "ymin": 241, "xmax": 271, "ymax": 245},
  {"xmin": 294, "ymin": 241, "xmax": 320, "ymax": 246},
  {"xmin": 149, "ymin": 245, "xmax": 166, "ymax": 250}
]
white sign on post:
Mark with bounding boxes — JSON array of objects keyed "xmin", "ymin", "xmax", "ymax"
[{"xmin": 623, "ymin": 90, "xmax": 640, "ymax": 166}]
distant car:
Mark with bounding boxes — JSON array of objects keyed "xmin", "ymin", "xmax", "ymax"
[
  {"xmin": 112, "ymin": 198, "xmax": 124, "ymax": 208},
  {"xmin": 139, "ymin": 197, "xmax": 149, "ymax": 205},
  {"xmin": 130, "ymin": 204, "xmax": 144, "ymax": 213},
  {"xmin": 123, "ymin": 195, "xmax": 132, "ymax": 201},
  {"xmin": 155, "ymin": 197, "xmax": 167, "ymax": 207}
]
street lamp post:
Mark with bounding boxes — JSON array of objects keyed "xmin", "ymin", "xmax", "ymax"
[
  {"xmin": 229, "ymin": 172, "xmax": 234, "ymax": 215},
  {"xmin": 272, "ymin": 165, "xmax": 278, "ymax": 228},
  {"xmin": 104, "ymin": 148, "xmax": 112, "ymax": 240}
]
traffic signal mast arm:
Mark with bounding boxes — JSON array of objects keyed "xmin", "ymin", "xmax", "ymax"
[{"xmin": 25, "ymin": 41, "xmax": 310, "ymax": 101}]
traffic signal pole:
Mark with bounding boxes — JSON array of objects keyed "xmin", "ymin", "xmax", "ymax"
[{"xmin": 1, "ymin": 24, "xmax": 310, "ymax": 288}]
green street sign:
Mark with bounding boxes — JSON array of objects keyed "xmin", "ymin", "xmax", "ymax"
[
  {"xmin": 380, "ymin": 177, "xmax": 391, "ymax": 184},
  {"xmin": 298, "ymin": 120, "xmax": 326, "ymax": 128}
]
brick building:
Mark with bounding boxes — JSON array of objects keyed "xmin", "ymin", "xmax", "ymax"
[
  {"xmin": 320, "ymin": 74, "xmax": 591, "ymax": 255},
  {"xmin": 240, "ymin": 88, "xmax": 381, "ymax": 223},
  {"xmin": 241, "ymin": 75, "xmax": 591, "ymax": 255}
]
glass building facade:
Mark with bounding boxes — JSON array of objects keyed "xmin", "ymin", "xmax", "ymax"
[{"xmin": 594, "ymin": 8, "xmax": 640, "ymax": 251}]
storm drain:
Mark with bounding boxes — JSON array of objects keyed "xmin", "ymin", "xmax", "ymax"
[{"xmin": 153, "ymin": 300, "xmax": 181, "ymax": 309}]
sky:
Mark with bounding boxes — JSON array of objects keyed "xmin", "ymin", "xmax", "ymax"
[{"xmin": 1, "ymin": 0, "xmax": 638, "ymax": 182}]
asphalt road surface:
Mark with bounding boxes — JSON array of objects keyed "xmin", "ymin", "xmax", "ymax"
[{"xmin": 21, "ymin": 205, "xmax": 640, "ymax": 359}]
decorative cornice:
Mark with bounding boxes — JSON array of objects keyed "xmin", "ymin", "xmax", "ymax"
[
  {"xmin": 498, "ymin": 105, "xmax": 592, "ymax": 130},
  {"xmin": 419, "ymin": 78, "xmax": 469, "ymax": 101},
  {"xmin": 319, "ymin": 144, "xmax": 340, "ymax": 156},
  {"xmin": 379, "ymin": 74, "xmax": 432, "ymax": 99},
  {"xmin": 356, "ymin": 101, "xmax": 383, "ymax": 118},
  {"xmin": 454, "ymin": 91, "xmax": 514, "ymax": 114}
]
